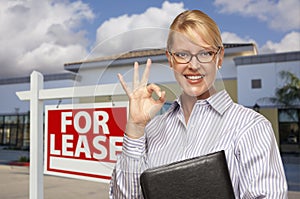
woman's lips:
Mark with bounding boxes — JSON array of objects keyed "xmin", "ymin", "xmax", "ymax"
[
  {"xmin": 184, "ymin": 74, "xmax": 206, "ymax": 84},
  {"xmin": 184, "ymin": 75, "xmax": 205, "ymax": 80}
]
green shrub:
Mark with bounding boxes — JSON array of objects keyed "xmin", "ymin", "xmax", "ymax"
[{"xmin": 18, "ymin": 156, "xmax": 29, "ymax": 162}]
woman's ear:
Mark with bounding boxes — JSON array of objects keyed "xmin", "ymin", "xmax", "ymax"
[
  {"xmin": 217, "ymin": 47, "xmax": 225, "ymax": 67},
  {"xmin": 165, "ymin": 51, "xmax": 173, "ymax": 68}
]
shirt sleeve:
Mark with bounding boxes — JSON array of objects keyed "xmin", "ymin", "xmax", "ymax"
[
  {"xmin": 109, "ymin": 134, "xmax": 148, "ymax": 199},
  {"xmin": 236, "ymin": 118, "xmax": 288, "ymax": 198}
]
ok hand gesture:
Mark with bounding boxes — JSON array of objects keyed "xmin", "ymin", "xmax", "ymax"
[{"xmin": 118, "ymin": 59, "xmax": 166, "ymax": 138}]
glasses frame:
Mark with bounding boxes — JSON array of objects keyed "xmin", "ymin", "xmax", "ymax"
[{"xmin": 168, "ymin": 47, "xmax": 221, "ymax": 64}]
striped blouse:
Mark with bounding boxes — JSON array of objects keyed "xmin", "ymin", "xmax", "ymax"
[{"xmin": 109, "ymin": 90, "xmax": 288, "ymax": 198}]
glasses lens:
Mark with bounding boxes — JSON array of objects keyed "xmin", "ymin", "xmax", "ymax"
[
  {"xmin": 171, "ymin": 49, "xmax": 218, "ymax": 64},
  {"xmin": 196, "ymin": 51, "xmax": 215, "ymax": 63},
  {"xmin": 172, "ymin": 52, "xmax": 190, "ymax": 64}
]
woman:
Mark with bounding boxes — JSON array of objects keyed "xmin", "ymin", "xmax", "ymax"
[{"xmin": 110, "ymin": 10, "xmax": 287, "ymax": 198}]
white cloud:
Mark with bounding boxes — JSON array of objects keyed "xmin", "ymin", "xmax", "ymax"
[
  {"xmin": 0, "ymin": 0, "xmax": 94, "ymax": 78},
  {"xmin": 91, "ymin": 1, "xmax": 185, "ymax": 57},
  {"xmin": 271, "ymin": 0, "xmax": 300, "ymax": 31},
  {"xmin": 214, "ymin": 0, "xmax": 300, "ymax": 32},
  {"xmin": 17, "ymin": 43, "xmax": 87, "ymax": 74},
  {"xmin": 221, "ymin": 31, "xmax": 300, "ymax": 54},
  {"xmin": 1, "ymin": 0, "xmax": 298, "ymax": 79},
  {"xmin": 221, "ymin": 32, "xmax": 256, "ymax": 44},
  {"xmin": 260, "ymin": 31, "xmax": 300, "ymax": 53}
]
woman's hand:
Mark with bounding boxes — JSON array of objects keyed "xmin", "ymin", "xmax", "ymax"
[{"xmin": 118, "ymin": 59, "xmax": 166, "ymax": 138}]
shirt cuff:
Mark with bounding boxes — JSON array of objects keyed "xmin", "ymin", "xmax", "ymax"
[{"xmin": 121, "ymin": 134, "xmax": 146, "ymax": 159}]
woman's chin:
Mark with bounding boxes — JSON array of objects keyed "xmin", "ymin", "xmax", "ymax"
[
  {"xmin": 183, "ymin": 88, "xmax": 215, "ymax": 100},
  {"xmin": 183, "ymin": 90, "xmax": 204, "ymax": 98}
]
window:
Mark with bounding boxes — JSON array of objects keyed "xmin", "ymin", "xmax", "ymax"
[
  {"xmin": 0, "ymin": 113, "xmax": 30, "ymax": 149},
  {"xmin": 279, "ymin": 109, "xmax": 300, "ymax": 154},
  {"xmin": 251, "ymin": 79, "xmax": 262, "ymax": 89},
  {"xmin": 279, "ymin": 109, "xmax": 299, "ymax": 122}
]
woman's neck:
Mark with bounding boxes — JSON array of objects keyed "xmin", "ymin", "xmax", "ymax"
[
  {"xmin": 180, "ymin": 94, "xmax": 197, "ymax": 125},
  {"xmin": 180, "ymin": 87, "xmax": 217, "ymax": 124}
]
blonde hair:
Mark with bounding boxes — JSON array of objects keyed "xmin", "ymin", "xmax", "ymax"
[{"xmin": 167, "ymin": 10, "xmax": 223, "ymax": 51}]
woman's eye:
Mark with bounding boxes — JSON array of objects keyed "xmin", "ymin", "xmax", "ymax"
[
  {"xmin": 175, "ymin": 52, "xmax": 188, "ymax": 58},
  {"xmin": 199, "ymin": 51, "xmax": 213, "ymax": 57}
]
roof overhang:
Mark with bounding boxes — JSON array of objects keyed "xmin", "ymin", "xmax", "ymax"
[{"xmin": 64, "ymin": 43, "xmax": 257, "ymax": 73}]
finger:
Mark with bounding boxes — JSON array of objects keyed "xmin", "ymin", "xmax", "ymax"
[
  {"xmin": 140, "ymin": 58, "xmax": 151, "ymax": 86},
  {"xmin": 158, "ymin": 91, "xmax": 166, "ymax": 103},
  {"xmin": 133, "ymin": 62, "xmax": 139, "ymax": 89},
  {"xmin": 118, "ymin": 73, "xmax": 131, "ymax": 95},
  {"xmin": 146, "ymin": 83, "xmax": 162, "ymax": 98},
  {"xmin": 147, "ymin": 90, "xmax": 166, "ymax": 120}
]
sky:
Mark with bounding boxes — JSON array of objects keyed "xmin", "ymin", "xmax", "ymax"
[{"xmin": 0, "ymin": 0, "xmax": 299, "ymax": 78}]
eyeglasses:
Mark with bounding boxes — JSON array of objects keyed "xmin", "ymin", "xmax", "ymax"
[{"xmin": 168, "ymin": 47, "xmax": 221, "ymax": 64}]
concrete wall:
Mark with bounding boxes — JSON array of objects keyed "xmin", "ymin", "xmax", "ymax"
[{"xmin": 237, "ymin": 60, "xmax": 300, "ymax": 107}]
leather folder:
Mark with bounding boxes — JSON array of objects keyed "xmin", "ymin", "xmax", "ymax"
[{"xmin": 140, "ymin": 150, "xmax": 235, "ymax": 199}]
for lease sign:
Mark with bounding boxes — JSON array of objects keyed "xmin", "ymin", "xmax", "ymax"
[{"xmin": 44, "ymin": 102, "xmax": 127, "ymax": 183}]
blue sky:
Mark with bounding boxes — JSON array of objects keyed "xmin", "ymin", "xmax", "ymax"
[
  {"xmin": 0, "ymin": 0, "xmax": 299, "ymax": 78},
  {"xmin": 83, "ymin": 0, "xmax": 280, "ymax": 45}
]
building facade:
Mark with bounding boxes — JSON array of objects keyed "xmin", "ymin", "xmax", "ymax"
[
  {"xmin": 1, "ymin": 44, "xmax": 299, "ymax": 154},
  {"xmin": 235, "ymin": 51, "xmax": 300, "ymax": 153}
]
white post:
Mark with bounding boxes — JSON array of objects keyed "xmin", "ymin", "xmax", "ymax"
[{"xmin": 29, "ymin": 71, "xmax": 44, "ymax": 199}]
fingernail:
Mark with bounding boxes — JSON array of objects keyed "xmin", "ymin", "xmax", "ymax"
[{"xmin": 158, "ymin": 91, "xmax": 162, "ymax": 98}]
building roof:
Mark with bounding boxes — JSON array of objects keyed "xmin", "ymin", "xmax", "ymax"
[
  {"xmin": 234, "ymin": 51, "xmax": 300, "ymax": 65},
  {"xmin": 64, "ymin": 43, "xmax": 256, "ymax": 73}
]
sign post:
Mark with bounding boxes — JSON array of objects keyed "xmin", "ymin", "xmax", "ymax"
[
  {"xmin": 30, "ymin": 71, "xmax": 44, "ymax": 199},
  {"xmin": 16, "ymin": 71, "xmax": 126, "ymax": 199}
]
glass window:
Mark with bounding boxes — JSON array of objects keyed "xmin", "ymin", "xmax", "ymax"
[
  {"xmin": 251, "ymin": 79, "xmax": 262, "ymax": 89},
  {"xmin": 279, "ymin": 109, "xmax": 298, "ymax": 122},
  {"xmin": 0, "ymin": 128, "xmax": 3, "ymax": 145},
  {"xmin": 24, "ymin": 114, "xmax": 29, "ymax": 124},
  {"xmin": 9, "ymin": 125, "xmax": 17, "ymax": 145},
  {"xmin": 4, "ymin": 116, "xmax": 18, "ymax": 124},
  {"xmin": 0, "ymin": 113, "xmax": 30, "ymax": 148},
  {"xmin": 3, "ymin": 128, "xmax": 10, "ymax": 145},
  {"xmin": 279, "ymin": 109, "xmax": 300, "ymax": 154},
  {"xmin": 0, "ymin": 116, "xmax": 3, "ymax": 125}
]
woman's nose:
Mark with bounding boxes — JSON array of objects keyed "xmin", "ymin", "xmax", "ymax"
[{"xmin": 188, "ymin": 57, "xmax": 201, "ymax": 71}]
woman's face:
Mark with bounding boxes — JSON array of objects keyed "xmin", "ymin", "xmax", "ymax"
[{"xmin": 167, "ymin": 32, "xmax": 223, "ymax": 99}]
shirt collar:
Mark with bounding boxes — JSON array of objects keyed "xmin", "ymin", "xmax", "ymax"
[
  {"xmin": 172, "ymin": 89, "xmax": 233, "ymax": 116},
  {"xmin": 205, "ymin": 89, "xmax": 233, "ymax": 115}
]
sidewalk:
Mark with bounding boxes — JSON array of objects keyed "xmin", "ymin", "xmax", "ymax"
[
  {"xmin": 0, "ymin": 165, "xmax": 109, "ymax": 199},
  {"xmin": 1, "ymin": 165, "xmax": 300, "ymax": 199},
  {"xmin": 282, "ymin": 153, "xmax": 300, "ymax": 192},
  {"xmin": 0, "ymin": 149, "xmax": 299, "ymax": 198}
]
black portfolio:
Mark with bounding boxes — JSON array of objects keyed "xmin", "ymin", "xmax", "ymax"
[{"xmin": 140, "ymin": 150, "xmax": 235, "ymax": 199}]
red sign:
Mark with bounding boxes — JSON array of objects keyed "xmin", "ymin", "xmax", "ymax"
[{"xmin": 44, "ymin": 103, "xmax": 127, "ymax": 183}]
